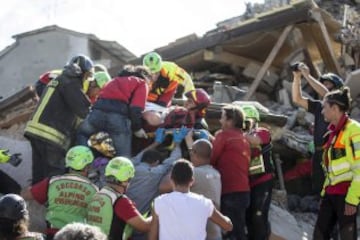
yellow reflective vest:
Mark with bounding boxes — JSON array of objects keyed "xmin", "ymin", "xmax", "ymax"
[
  {"xmin": 161, "ymin": 61, "xmax": 194, "ymax": 93},
  {"xmin": 321, "ymin": 119, "xmax": 360, "ymax": 206}
]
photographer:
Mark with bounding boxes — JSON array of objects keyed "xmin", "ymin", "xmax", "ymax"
[{"xmin": 291, "ymin": 62, "xmax": 344, "ymax": 195}]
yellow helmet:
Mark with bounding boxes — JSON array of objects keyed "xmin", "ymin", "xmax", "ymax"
[
  {"xmin": 0, "ymin": 149, "xmax": 10, "ymax": 163},
  {"xmin": 105, "ymin": 157, "xmax": 135, "ymax": 182},
  {"xmin": 65, "ymin": 146, "xmax": 94, "ymax": 170}
]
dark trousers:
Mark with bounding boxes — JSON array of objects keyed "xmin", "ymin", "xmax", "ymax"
[
  {"xmin": 30, "ymin": 137, "xmax": 66, "ymax": 184},
  {"xmin": 221, "ymin": 191, "xmax": 250, "ymax": 240},
  {"xmin": 0, "ymin": 169, "xmax": 21, "ymax": 194},
  {"xmin": 246, "ymin": 180, "xmax": 273, "ymax": 240},
  {"xmin": 312, "ymin": 150, "xmax": 325, "ymax": 195},
  {"xmin": 313, "ymin": 194, "xmax": 357, "ymax": 240}
]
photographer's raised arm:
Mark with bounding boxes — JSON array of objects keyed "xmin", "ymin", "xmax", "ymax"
[
  {"xmin": 300, "ymin": 65, "xmax": 328, "ymax": 98},
  {"xmin": 291, "ymin": 71, "xmax": 308, "ymax": 110}
]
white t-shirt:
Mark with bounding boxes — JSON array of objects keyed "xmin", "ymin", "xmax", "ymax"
[{"xmin": 154, "ymin": 191, "xmax": 214, "ymax": 240}]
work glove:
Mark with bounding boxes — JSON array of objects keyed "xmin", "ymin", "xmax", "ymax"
[
  {"xmin": 155, "ymin": 128, "xmax": 165, "ymax": 144},
  {"xmin": 134, "ymin": 128, "xmax": 148, "ymax": 139},
  {"xmin": 0, "ymin": 149, "xmax": 10, "ymax": 163},
  {"xmin": 173, "ymin": 126, "xmax": 190, "ymax": 143},
  {"xmin": 196, "ymin": 129, "xmax": 210, "ymax": 140}
]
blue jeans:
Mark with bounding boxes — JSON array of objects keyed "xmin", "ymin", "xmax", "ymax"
[
  {"xmin": 77, "ymin": 109, "xmax": 132, "ymax": 157},
  {"xmin": 221, "ymin": 191, "xmax": 250, "ymax": 240}
]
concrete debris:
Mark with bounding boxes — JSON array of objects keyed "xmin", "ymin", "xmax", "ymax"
[
  {"xmin": 345, "ymin": 68, "xmax": 360, "ymax": 99},
  {"xmin": 269, "ymin": 204, "xmax": 309, "ymax": 240},
  {"xmin": 0, "ymin": 1, "xmax": 359, "ymax": 238},
  {"xmin": 288, "ymin": 194, "xmax": 320, "ymax": 213}
]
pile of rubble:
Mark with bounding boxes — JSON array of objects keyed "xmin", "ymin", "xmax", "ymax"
[{"xmin": 0, "ymin": 86, "xmax": 38, "ymax": 140}]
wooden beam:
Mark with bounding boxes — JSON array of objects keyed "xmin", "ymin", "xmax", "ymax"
[
  {"xmin": 149, "ymin": 7, "xmax": 312, "ymax": 62},
  {"xmin": 309, "ymin": 9, "xmax": 342, "ymax": 76},
  {"xmin": 0, "ymin": 86, "xmax": 37, "ymax": 113},
  {"xmin": 302, "ymin": 48, "xmax": 320, "ymax": 79},
  {"xmin": 244, "ymin": 25, "xmax": 294, "ymax": 100},
  {"xmin": 203, "ymin": 49, "xmax": 279, "ymax": 72},
  {"xmin": 0, "ymin": 108, "xmax": 34, "ymax": 128}
]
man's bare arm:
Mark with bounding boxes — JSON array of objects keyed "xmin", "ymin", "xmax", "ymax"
[
  {"xmin": 21, "ymin": 187, "xmax": 34, "ymax": 201},
  {"xmin": 300, "ymin": 64, "xmax": 328, "ymax": 98},
  {"xmin": 209, "ymin": 208, "xmax": 233, "ymax": 232},
  {"xmin": 148, "ymin": 208, "xmax": 159, "ymax": 240},
  {"xmin": 127, "ymin": 215, "xmax": 152, "ymax": 233},
  {"xmin": 291, "ymin": 71, "xmax": 308, "ymax": 110}
]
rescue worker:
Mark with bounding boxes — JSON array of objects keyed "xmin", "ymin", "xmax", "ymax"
[
  {"xmin": 36, "ymin": 67, "xmax": 109, "ymax": 104},
  {"xmin": 143, "ymin": 52, "xmax": 195, "ymax": 107},
  {"xmin": 83, "ymin": 64, "xmax": 111, "ymax": 104},
  {"xmin": 184, "ymin": 88, "xmax": 211, "ymax": 129},
  {"xmin": 292, "ymin": 63, "xmax": 344, "ymax": 194},
  {"xmin": 241, "ymin": 105, "xmax": 274, "ymax": 240},
  {"xmin": 21, "ymin": 146, "xmax": 98, "ymax": 239},
  {"xmin": 35, "ymin": 70, "xmax": 62, "ymax": 97},
  {"xmin": 24, "ymin": 55, "xmax": 94, "ymax": 184},
  {"xmin": 313, "ymin": 87, "xmax": 360, "ymax": 240},
  {"xmin": 0, "ymin": 194, "xmax": 44, "ymax": 240},
  {"xmin": 77, "ymin": 65, "xmax": 152, "ymax": 157},
  {"xmin": 85, "ymin": 71, "xmax": 111, "ymax": 104},
  {"xmin": 0, "ymin": 149, "xmax": 21, "ymax": 194},
  {"xmin": 86, "ymin": 156, "xmax": 152, "ymax": 240}
]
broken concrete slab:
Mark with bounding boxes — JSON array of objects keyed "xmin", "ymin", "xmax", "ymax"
[{"xmin": 243, "ymin": 62, "xmax": 280, "ymax": 87}]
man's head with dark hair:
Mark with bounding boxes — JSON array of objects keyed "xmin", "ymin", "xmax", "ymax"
[
  {"xmin": 222, "ymin": 105, "xmax": 245, "ymax": 130},
  {"xmin": 141, "ymin": 149, "xmax": 163, "ymax": 165},
  {"xmin": 171, "ymin": 159, "xmax": 194, "ymax": 186},
  {"xmin": 324, "ymin": 87, "xmax": 352, "ymax": 113}
]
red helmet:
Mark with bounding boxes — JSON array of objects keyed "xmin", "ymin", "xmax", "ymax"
[
  {"xmin": 185, "ymin": 88, "xmax": 210, "ymax": 110},
  {"xmin": 162, "ymin": 106, "xmax": 194, "ymax": 129}
]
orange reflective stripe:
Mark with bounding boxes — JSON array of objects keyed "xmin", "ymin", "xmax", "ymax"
[
  {"xmin": 334, "ymin": 131, "xmax": 345, "ymax": 148},
  {"xmin": 164, "ymin": 80, "xmax": 178, "ymax": 93},
  {"xmin": 147, "ymin": 93, "xmax": 158, "ymax": 101}
]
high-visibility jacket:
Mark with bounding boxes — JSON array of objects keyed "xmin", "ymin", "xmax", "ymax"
[
  {"xmin": 46, "ymin": 174, "xmax": 98, "ymax": 229},
  {"xmin": 321, "ymin": 118, "xmax": 360, "ymax": 206},
  {"xmin": 87, "ymin": 186, "xmax": 133, "ymax": 240},
  {"xmin": 25, "ymin": 65, "xmax": 90, "ymax": 150},
  {"xmin": 147, "ymin": 61, "xmax": 194, "ymax": 107}
]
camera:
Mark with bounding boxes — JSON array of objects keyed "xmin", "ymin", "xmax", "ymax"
[{"xmin": 290, "ymin": 62, "xmax": 302, "ymax": 72}]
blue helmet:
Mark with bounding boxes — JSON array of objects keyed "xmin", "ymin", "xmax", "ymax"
[
  {"xmin": 319, "ymin": 73, "xmax": 344, "ymax": 89},
  {"xmin": 68, "ymin": 55, "xmax": 94, "ymax": 74}
]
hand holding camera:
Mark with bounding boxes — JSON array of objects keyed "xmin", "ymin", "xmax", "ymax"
[{"xmin": 290, "ymin": 62, "xmax": 309, "ymax": 74}]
